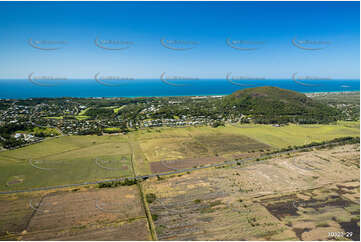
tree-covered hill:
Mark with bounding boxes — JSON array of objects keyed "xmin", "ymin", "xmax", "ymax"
[{"xmin": 222, "ymin": 86, "xmax": 340, "ymax": 124}]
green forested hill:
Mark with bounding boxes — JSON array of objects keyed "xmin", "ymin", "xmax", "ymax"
[{"xmin": 222, "ymin": 86, "xmax": 340, "ymax": 124}]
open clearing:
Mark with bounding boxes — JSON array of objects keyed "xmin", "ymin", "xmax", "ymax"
[
  {"xmin": 143, "ymin": 144, "xmax": 360, "ymax": 240},
  {"xmin": 0, "ymin": 185, "xmax": 150, "ymax": 240},
  {"xmin": 139, "ymin": 133, "xmax": 269, "ymax": 163},
  {"xmin": 0, "ymin": 135, "xmax": 132, "ymax": 191},
  {"xmin": 0, "ymin": 122, "xmax": 359, "ymax": 191},
  {"xmin": 132, "ymin": 122, "xmax": 359, "ymax": 175},
  {"xmin": 0, "ymin": 143, "xmax": 359, "ymax": 241}
]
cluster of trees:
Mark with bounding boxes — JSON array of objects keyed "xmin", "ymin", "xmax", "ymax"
[
  {"xmin": 97, "ymin": 178, "xmax": 137, "ymax": 188},
  {"xmin": 211, "ymin": 120, "xmax": 225, "ymax": 128},
  {"xmin": 0, "ymin": 124, "xmax": 59, "ymax": 148},
  {"xmin": 221, "ymin": 87, "xmax": 340, "ymax": 124},
  {"xmin": 0, "ymin": 123, "xmax": 32, "ymax": 138},
  {"xmin": 78, "ymin": 128, "xmax": 102, "ymax": 136},
  {"xmin": 1, "ymin": 137, "xmax": 26, "ymax": 149},
  {"xmin": 85, "ymin": 108, "xmax": 114, "ymax": 118},
  {"xmin": 0, "ymin": 123, "xmax": 32, "ymax": 148}
]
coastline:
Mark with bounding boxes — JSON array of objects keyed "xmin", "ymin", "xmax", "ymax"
[
  {"xmin": 304, "ymin": 90, "xmax": 360, "ymax": 97},
  {"xmin": 0, "ymin": 90, "xmax": 360, "ymax": 100},
  {"xmin": 0, "ymin": 79, "xmax": 359, "ymax": 100}
]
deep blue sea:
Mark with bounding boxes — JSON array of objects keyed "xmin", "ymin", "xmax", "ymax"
[{"xmin": 0, "ymin": 79, "xmax": 359, "ymax": 99}]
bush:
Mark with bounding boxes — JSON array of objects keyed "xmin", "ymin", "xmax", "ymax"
[
  {"xmin": 211, "ymin": 121, "xmax": 225, "ymax": 128},
  {"xmin": 146, "ymin": 193, "xmax": 156, "ymax": 203},
  {"xmin": 97, "ymin": 178, "xmax": 137, "ymax": 188}
]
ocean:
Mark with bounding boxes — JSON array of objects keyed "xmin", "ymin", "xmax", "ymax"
[{"xmin": 0, "ymin": 79, "xmax": 359, "ymax": 99}]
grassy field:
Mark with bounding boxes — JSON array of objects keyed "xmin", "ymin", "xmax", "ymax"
[
  {"xmin": 1, "ymin": 143, "xmax": 359, "ymax": 240},
  {"xmin": 104, "ymin": 127, "xmax": 122, "ymax": 132},
  {"xmin": 16, "ymin": 127, "xmax": 61, "ymax": 136},
  {"xmin": 133, "ymin": 122, "xmax": 359, "ymax": 150},
  {"xmin": 78, "ymin": 107, "xmax": 90, "ymax": 115},
  {"xmin": 113, "ymin": 106, "xmax": 124, "ymax": 113},
  {"xmin": 0, "ymin": 135, "xmax": 132, "ymax": 191},
  {"xmin": 220, "ymin": 122, "xmax": 360, "ymax": 148},
  {"xmin": 131, "ymin": 122, "xmax": 359, "ymax": 174},
  {"xmin": 75, "ymin": 115, "xmax": 91, "ymax": 120},
  {"xmin": 44, "ymin": 116, "xmax": 63, "ymax": 120},
  {"xmin": 0, "ymin": 122, "xmax": 359, "ymax": 191}
]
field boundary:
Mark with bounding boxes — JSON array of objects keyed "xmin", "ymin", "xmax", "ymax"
[
  {"xmin": 0, "ymin": 139, "xmax": 358, "ymax": 195},
  {"xmin": 138, "ymin": 182, "xmax": 158, "ymax": 240}
]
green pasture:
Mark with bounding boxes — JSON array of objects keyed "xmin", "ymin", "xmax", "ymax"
[
  {"xmin": 0, "ymin": 135, "xmax": 132, "ymax": 191},
  {"xmin": 0, "ymin": 122, "xmax": 359, "ymax": 191}
]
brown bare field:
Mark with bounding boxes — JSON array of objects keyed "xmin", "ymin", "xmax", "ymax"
[
  {"xmin": 138, "ymin": 133, "xmax": 269, "ymax": 163},
  {"xmin": 0, "ymin": 192, "xmax": 44, "ymax": 239},
  {"xmin": 1, "ymin": 143, "xmax": 359, "ymax": 241},
  {"xmin": 0, "ymin": 186, "xmax": 151, "ymax": 241},
  {"xmin": 150, "ymin": 156, "xmax": 226, "ymax": 173},
  {"xmin": 128, "ymin": 127, "xmax": 270, "ymax": 176},
  {"xmin": 257, "ymin": 183, "xmax": 360, "ymax": 241},
  {"xmin": 149, "ymin": 152, "xmax": 262, "ymax": 173},
  {"xmin": 143, "ymin": 144, "xmax": 360, "ymax": 240}
]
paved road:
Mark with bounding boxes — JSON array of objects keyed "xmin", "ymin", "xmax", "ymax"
[{"xmin": 0, "ymin": 141, "xmax": 348, "ymax": 195}]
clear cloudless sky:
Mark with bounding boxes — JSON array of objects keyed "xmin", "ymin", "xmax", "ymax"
[{"xmin": 0, "ymin": 1, "xmax": 359, "ymax": 79}]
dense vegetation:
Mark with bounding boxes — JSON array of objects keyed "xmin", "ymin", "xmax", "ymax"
[
  {"xmin": 0, "ymin": 123, "xmax": 33, "ymax": 148},
  {"xmin": 310, "ymin": 91, "xmax": 360, "ymax": 121},
  {"xmin": 222, "ymin": 86, "xmax": 340, "ymax": 124},
  {"xmin": 97, "ymin": 178, "xmax": 138, "ymax": 188}
]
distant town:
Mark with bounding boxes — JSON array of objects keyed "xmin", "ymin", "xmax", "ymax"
[{"xmin": 0, "ymin": 90, "xmax": 359, "ymax": 150}]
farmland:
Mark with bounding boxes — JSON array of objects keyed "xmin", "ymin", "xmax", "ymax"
[
  {"xmin": 0, "ymin": 186, "xmax": 151, "ymax": 240},
  {"xmin": 143, "ymin": 144, "xmax": 360, "ymax": 240},
  {"xmin": 0, "ymin": 121, "xmax": 359, "ymax": 241},
  {"xmin": 0, "ymin": 135, "xmax": 359, "ymax": 240},
  {"xmin": 131, "ymin": 122, "xmax": 359, "ymax": 175},
  {"xmin": 0, "ymin": 122, "xmax": 359, "ymax": 191},
  {"xmin": 0, "ymin": 135, "xmax": 132, "ymax": 191}
]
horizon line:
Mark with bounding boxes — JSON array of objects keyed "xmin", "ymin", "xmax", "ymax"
[{"xmin": 0, "ymin": 78, "xmax": 360, "ymax": 81}]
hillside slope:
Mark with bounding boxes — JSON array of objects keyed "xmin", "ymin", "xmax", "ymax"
[{"xmin": 222, "ymin": 86, "xmax": 339, "ymax": 124}]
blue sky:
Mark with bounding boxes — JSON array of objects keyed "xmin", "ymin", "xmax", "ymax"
[{"xmin": 0, "ymin": 1, "xmax": 359, "ymax": 79}]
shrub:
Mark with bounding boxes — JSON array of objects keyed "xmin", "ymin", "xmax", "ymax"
[
  {"xmin": 97, "ymin": 178, "xmax": 137, "ymax": 188},
  {"xmin": 146, "ymin": 193, "xmax": 156, "ymax": 203}
]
